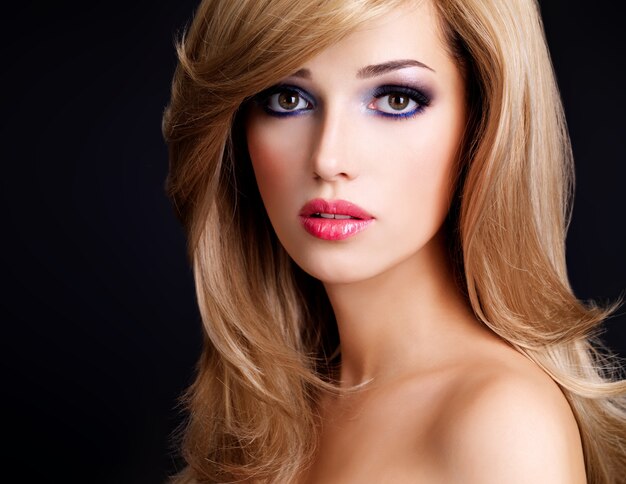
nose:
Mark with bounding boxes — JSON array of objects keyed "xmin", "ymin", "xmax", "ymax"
[{"xmin": 310, "ymin": 107, "xmax": 356, "ymax": 182}]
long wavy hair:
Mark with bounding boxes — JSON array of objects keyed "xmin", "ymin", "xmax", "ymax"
[{"xmin": 162, "ymin": 0, "xmax": 626, "ymax": 482}]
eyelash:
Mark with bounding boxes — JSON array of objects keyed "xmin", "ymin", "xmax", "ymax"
[
  {"xmin": 369, "ymin": 85, "xmax": 431, "ymax": 119},
  {"xmin": 255, "ymin": 85, "xmax": 316, "ymax": 118},
  {"xmin": 254, "ymin": 83, "xmax": 431, "ymax": 119}
]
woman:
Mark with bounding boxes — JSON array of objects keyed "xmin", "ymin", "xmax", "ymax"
[{"xmin": 162, "ymin": 0, "xmax": 626, "ymax": 482}]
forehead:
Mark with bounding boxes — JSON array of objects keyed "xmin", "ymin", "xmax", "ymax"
[{"xmin": 299, "ymin": 1, "xmax": 450, "ymax": 76}]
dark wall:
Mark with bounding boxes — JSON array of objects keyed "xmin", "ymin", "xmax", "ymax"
[
  {"xmin": 541, "ymin": 2, "xmax": 626, "ymax": 354},
  {"xmin": 2, "ymin": 2, "xmax": 202, "ymax": 482},
  {"xmin": 1, "ymin": 1, "xmax": 624, "ymax": 483}
]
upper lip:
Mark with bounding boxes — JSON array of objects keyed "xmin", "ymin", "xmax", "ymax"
[{"xmin": 299, "ymin": 198, "xmax": 374, "ymax": 220}]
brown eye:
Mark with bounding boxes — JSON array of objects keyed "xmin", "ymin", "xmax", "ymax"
[
  {"xmin": 278, "ymin": 91, "xmax": 300, "ymax": 110},
  {"xmin": 368, "ymin": 88, "xmax": 420, "ymax": 116},
  {"xmin": 265, "ymin": 88, "xmax": 312, "ymax": 114},
  {"xmin": 387, "ymin": 93, "xmax": 410, "ymax": 110}
]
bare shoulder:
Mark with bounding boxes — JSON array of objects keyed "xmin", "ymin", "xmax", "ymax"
[{"xmin": 431, "ymin": 349, "xmax": 586, "ymax": 483}]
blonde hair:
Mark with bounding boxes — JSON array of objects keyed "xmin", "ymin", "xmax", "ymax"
[{"xmin": 162, "ymin": 0, "xmax": 626, "ymax": 482}]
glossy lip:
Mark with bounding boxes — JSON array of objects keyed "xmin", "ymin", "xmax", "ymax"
[{"xmin": 299, "ymin": 198, "xmax": 375, "ymax": 241}]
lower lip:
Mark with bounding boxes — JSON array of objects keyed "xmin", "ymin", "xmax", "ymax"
[{"xmin": 300, "ymin": 216, "xmax": 374, "ymax": 241}]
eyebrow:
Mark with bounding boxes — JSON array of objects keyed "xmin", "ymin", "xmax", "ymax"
[
  {"xmin": 289, "ymin": 59, "xmax": 434, "ymax": 81},
  {"xmin": 291, "ymin": 68, "xmax": 312, "ymax": 79},
  {"xmin": 357, "ymin": 59, "xmax": 435, "ymax": 78}
]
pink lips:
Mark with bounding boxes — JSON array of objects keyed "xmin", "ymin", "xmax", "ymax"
[{"xmin": 299, "ymin": 198, "xmax": 374, "ymax": 241}]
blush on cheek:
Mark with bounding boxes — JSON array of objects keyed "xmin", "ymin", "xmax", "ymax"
[
  {"xmin": 246, "ymin": 128, "xmax": 284, "ymax": 188},
  {"xmin": 247, "ymin": 147, "xmax": 304, "ymax": 231},
  {"xmin": 246, "ymin": 116, "xmax": 311, "ymax": 198},
  {"xmin": 250, "ymin": 160, "xmax": 285, "ymax": 203}
]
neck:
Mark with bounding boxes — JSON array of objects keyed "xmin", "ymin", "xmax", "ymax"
[{"xmin": 323, "ymin": 232, "xmax": 483, "ymax": 387}]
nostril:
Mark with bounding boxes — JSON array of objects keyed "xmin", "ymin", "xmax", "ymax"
[{"xmin": 313, "ymin": 170, "xmax": 352, "ymax": 181}]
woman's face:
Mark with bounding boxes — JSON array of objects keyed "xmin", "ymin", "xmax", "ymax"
[{"xmin": 245, "ymin": 1, "xmax": 466, "ymax": 284}]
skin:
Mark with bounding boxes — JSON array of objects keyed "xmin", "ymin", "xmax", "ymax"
[{"xmin": 245, "ymin": 1, "xmax": 587, "ymax": 482}]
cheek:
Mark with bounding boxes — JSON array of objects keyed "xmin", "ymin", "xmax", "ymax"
[
  {"xmin": 245, "ymin": 118, "xmax": 302, "ymax": 206},
  {"xmin": 376, "ymin": 119, "xmax": 460, "ymax": 228},
  {"xmin": 418, "ymin": 107, "xmax": 463, "ymax": 207},
  {"xmin": 248, "ymin": 143, "xmax": 286, "ymax": 197}
]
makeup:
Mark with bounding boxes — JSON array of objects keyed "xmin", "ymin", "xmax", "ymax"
[
  {"xmin": 299, "ymin": 199, "xmax": 374, "ymax": 241},
  {"xmin": 254, "ymin": 80, "xmax": 432, "ymax": 120},
  {"xmin": 368, "ymin": 84, "xmax": 431, "ymax": 119},
  {"xmin": 254, "ymin": 84, "xmax": 315, "ymax": 117}
]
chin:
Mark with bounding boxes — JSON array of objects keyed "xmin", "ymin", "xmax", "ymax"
[{"xmin": 288, "ymin": 251, "xmax": 390, "ymax": 286}]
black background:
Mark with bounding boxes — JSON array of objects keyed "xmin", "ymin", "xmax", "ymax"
[{"xmin": 1, "ymin": 2, "xmax": 624, "ymax": 483}]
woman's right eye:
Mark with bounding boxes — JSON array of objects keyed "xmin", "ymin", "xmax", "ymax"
[{"xmin": 262, "ymin": 88, "xmax": 313, "ymax": 115}]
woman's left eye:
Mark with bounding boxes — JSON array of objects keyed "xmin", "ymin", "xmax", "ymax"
[
  {"xmin": 371, "ymin": 93, "xmax": 417, "ymax": 113},
  {"xmin": 367, "ymin": 86, "xmax": 429, "ymax": 117}
]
